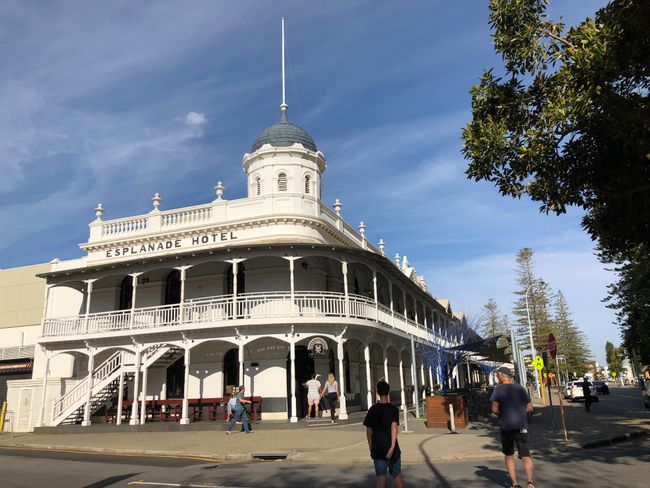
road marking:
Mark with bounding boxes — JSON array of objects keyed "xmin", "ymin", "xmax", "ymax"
[
  {"xmin": 0, "ymin": 445, "xmax": 222, "ymax": 463},
  {"xmin": 128, "ymin": 482, "xmax": 246, "ymax": 488}
]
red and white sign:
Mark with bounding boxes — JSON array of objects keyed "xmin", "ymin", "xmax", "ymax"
[{"xmin": 548, "ymin": 333, "xmax": 557, "ymax": 359}]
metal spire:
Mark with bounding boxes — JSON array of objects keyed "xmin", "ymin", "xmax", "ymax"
[{"xmin": 280, "ymin": 17, "xmax": 288, "ymax": 123}]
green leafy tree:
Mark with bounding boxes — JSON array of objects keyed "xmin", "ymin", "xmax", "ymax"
[
  {"xmin": 462, "ymin": 0, "xmax": 649, "ymax": 254},
  {"xmin": 553, "ymin": 290, "xmax": 590, "ymax": 376},
  {"xmin": 602, "ymin": 245, "xmax": 650, "ymax": 364},
  {"xmin": 480, "ymin": 298, "xmax": 510, "ymax": 337},
  {"xmin": 462, "ymin": 0, "xmax": 650, "ymax": 365},
  {"xmin": 512, "ymin": 248, "xmax": 553, "ymax": 357},
  {"xmin": 605, "ymin": 341, "xmax": 623, "ymax": 374}
]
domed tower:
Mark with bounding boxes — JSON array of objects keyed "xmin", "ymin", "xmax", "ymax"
[
  {"xmin": 243, "ymin": 104, "xmax": 326, "ymax": 200},
  {"xmin": 242, "ymin": 19, "xmax": 326, "ymax": 200}
]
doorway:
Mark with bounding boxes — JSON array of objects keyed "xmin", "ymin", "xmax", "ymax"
[{"xmin": 286, "ymin": 346, "xmax": 314, "ymax": 419}]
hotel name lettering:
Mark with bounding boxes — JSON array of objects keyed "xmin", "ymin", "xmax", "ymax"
[{"xmin": 105, "ymin": 232, "xmax": 238, "ymax": 258}]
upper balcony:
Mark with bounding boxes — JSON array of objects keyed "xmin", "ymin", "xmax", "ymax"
[{"xmin": 41, "ymin": 291, "xmax": 450, "ymax": 347}]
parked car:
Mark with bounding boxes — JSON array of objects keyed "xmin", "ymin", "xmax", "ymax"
[
  {"xmin": 570, "ymin": 381, "xmax": 598, "ymax": 402},
  {"xmin": 593, "ymin": 380, "xmax": 610, "ymax": 395},
  {"xmin": 564, "ymin": 381, "xmax": 574, "ymax": 399}
]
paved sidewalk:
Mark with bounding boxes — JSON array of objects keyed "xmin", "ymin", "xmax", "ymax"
[{"xmin": 1, "ymin": 388, "xmax": 647, "ymax": 464}]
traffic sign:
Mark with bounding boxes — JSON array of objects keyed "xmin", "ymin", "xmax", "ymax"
[
  {"xmin": 612, "ymin": 371, "xmax": 617, "ymax": 377},
  {"xmin": 532, "ymin": 356, "xmax": 545, "ymax": 371},
  {"xmin": 548, "ymin": 333, "xmax": 557, "ymax": 359}
]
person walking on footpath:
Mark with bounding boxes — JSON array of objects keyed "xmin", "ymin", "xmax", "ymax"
[
  {"xmin": 304, "ymin": 373, "xmax": 321, "ymax": 418},
  {"xmin": 582, "ymin": 377, "xmax": 593, "ymax": 412},
  {"xmin": 491, "ymin": 366, "xmax": 535, "ymax": 488},
  {"xmin": 226, "ymin": 385, "xmax": 252, "ymax": 435},
  {"xmin": 321, "ymin": 373, "xmax": 340, "ymax": 424},
  {"xmin": 363, "ymin": 380, "xmax": 403, "ymax": 488}
]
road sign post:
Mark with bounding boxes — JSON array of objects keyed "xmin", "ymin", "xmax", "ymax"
[
  {"xmin": 542, "ymin": 352, "xmax": 558, "ymax": 429},
  {"xmin": 555, "ymin": 356, "xmax": 569, "ymax": 441},
  {"xmin": 533, "ymin": 356, "xmax": 546, "ymax": 405}
]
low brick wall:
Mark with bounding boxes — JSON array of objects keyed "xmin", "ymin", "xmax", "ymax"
[{"xmin": 425, "ymin": 395, "xmax": 468, "ymax": 429}]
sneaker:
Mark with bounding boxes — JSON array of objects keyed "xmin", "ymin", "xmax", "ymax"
[
  {"xmin": 226, "ymin": 431, "xmax": 232, "ymax": 435},
  {"xmin": 527, "ymin": 483, "xmax": 536, "ymax": 488}
]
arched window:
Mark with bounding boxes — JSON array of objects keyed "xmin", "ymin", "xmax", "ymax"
[
  {"xmin": 256, "ymin": 177, "xmax": 261, "ymax": 196},
  {"xmin": 164, "ymin": 270, "xmax": 181, "ymax": 305},
  {"xmin": 119, "ymin": 276, "xmax": 133, "ymax": 310},
  {"xmin": 225, "ymin": 264, "xmax": 246, "ymax": 295},
  {"xmin": 304, "ymin": 175, "xmax": 311, "ymax": 194},
  {"xmin": 278, "ymin": 173, "xmax": 287, "ymax": 192}
]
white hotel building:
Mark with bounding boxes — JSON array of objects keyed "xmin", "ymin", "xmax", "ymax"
[{"xmin": 3, "ymin": 99, "xmax": 478, "ymax": 432}]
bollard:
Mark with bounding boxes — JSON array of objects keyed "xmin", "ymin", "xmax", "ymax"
[
  {"xmin": 448, "ymin": 403, "xmax": 458, "ymax": 433},
  {"xmin": 402, "ymin": 405, "xmax": 410, "ymax": 433}
]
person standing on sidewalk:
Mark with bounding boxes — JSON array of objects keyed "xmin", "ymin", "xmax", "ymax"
[
  {"xmin": 321, "ymin": 373, "xmax": 340, "ymax": 424},
  {"xmin": 582, "ymin": 378, "xmax": 593, "ymax": 412},
  {"xmin": 363, "ymin": 380, "xmax": 403, "ymax": 488},
  {"xmin": 491, "ymin": 366, "xmax": 535, "ymax": 488},
  {"xmin": 304, "ymin": 373, "xmax": 321, "ymax": 418},
  {"xmin": 226, "ymin": 385, "xmax": 252, "ymax": 435}
]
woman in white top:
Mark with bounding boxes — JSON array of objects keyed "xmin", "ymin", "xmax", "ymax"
[{"xmin": 321, "ymin": 373, "xmax": 340, "ymax": 423}]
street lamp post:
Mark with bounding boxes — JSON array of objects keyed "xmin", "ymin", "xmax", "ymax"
[{"xmin": 525, "ymin": 280, "xmax": 545, "ymax": 399}]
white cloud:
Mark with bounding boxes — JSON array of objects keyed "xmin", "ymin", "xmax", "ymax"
[{"xmin": 186, "ymin": 111, "xmax": 207, "ymax": 127}]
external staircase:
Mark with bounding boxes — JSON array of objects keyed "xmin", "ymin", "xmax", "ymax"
[{"xmin": 51, "ymin": 345, "xmax": 183, "ymax": 426}]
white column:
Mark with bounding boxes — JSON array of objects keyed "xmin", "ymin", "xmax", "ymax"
[
  {"xmin": 398, "ymin": 355, "xmax": 406, "ymax": 409},
  {"xmin": 420, "ymin": 362, "xmax": 426, "ymax": 387},
  {"xmin": 452, "ymin": 363, "xmax": 459, "ymax": 389},
  {"xmin": 140, "ymin": 363, "xmax": 149, "ymax": 425},
  {"xmin": 179, "ymin": 267, "xmax": 187, "ymax": 323},
  {"xmin": 232, "ymin": 262, "xmax": 238, "ymax": 317},
  {"xmin": 372, "ymin": 270, "xmax": 379, "ymax": 321},
  {"xmin": 238, "ymin": 339, "xmax": 244, "ymax": 386},
  {"xmin": 38, "ymin": 350, "xmax": 50, "ymax": 427},
  {"xmin": 83, "ymin": 280, "xmax": 95, "ymax": 333},
  {"xmin": 81, "ymin": 350, "xmax": 95, "ymax": 426},
  {"xmin": 364, "ymin": 344, "xmax": 372, "ymax": 409},
  {"xmin": 410, "ymin": 335, "xmax": 420, "ymax": 417},
  {"xmin": 414, "ymin": 300, "xmax": 419, "ymax": 328},
  {"xmin": 466, "ymin": 360, "xmax": 472, "ymax": 388},
  {"xmin": 428, "ymin": 365, "xmax": 434, "ymax": 394},
  {"xmin": 180, "ymin": 347, "xmax": 191, "ymax": 425},
  {"xmin": 129, "ymin": 273, "xmax": 140, "ymax": 328},
  {"xmin": 289, "ymin": 258, "xmax": 296, "ymax": 315},
  {"xmin": 290, "ymin": 339, "xmax": 297, "ymax": 422},
  {"xmin": 337, "ymin": 340, "xmax": 348, "ymax": 420},
  {"xmin": 383, "ymin": 348, "xmax": 389, "ymax": 384},
  {"xmin": 342, "ymin": 261, "xmax": 349, "ymax": 317},
  {"xmin": 116, "ymin": 358, "xmax": 125, "ymax": 426},
  {"xmin": 389, "ymin": 283, "xmax": 395, "ymax": 328},
  {"xmin": 129, "ymin": 349, "xmax": 141, "ymax": 425}
]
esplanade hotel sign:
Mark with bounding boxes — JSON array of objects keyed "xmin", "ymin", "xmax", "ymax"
[{"xmin": 4, "ymin": 23, "xmax": 478, "ymax": 432}]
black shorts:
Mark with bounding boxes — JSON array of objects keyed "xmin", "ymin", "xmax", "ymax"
[{"xmin": 500, "ymin": 429, "xmax": 530, "ymax": 457}]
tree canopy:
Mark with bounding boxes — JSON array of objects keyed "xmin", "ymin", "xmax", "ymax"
[
  {"xmin": 463, "ymin": 0, "xmax": 649, "ymax": 362},
  {"xmin": 462, "ymin": 0, "xmax": 649, "ymax": 253}
]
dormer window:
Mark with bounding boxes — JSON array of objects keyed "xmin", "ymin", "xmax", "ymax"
[
  {"xmin": 278, "ymin": 173, "xmax": 287, "ymax": 192},
  {"xmin": 304, "ymin": 175, "xmax": 311, "ymax": 194},
  {"xmin": 256, "ymin": 177, "xmax": 261, "ymax": 196}
]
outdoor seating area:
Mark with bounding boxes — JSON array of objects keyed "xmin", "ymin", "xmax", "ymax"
[{"xmin": 105, "ymin": 396, "xmax": 263, "ymax": 424}]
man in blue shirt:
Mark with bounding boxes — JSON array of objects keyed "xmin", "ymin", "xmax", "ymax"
[{"xmin": 491, "ymin": 366, "xmax": 535, "ymax": 488}]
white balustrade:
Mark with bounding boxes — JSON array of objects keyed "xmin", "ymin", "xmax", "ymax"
[
  {"xmin": 102, "ymin": 217, "xmax": 148, "ymax": 236},
  {"xmin": 161, "ymin": 205, "xmax": 212, "ymax": 227},
  {"xmin": 43, "ymin": 291, "xmax": 437, "ymax": 344}
]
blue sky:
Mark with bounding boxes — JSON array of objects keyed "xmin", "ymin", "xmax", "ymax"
[{"xmin": 0, "ymin": 1, "xmax": 616, "ymax": 363}]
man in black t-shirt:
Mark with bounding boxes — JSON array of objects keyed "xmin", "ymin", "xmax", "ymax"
[
  {"xmin": 363, "ymin": 380, "xmax": 403, "ymax": 488},
  {"xmin": 491, "ymin": 366, "xmax": 535, "ymax": 488}
]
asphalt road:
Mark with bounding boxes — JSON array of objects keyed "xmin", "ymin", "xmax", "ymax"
[{"xmin": 1, "ymin": 435, "xmax": 648, "ymax": 488}]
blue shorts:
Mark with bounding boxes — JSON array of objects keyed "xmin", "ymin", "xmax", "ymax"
[{"xmin": 373, "ymin": 455, "xmax": 401, "ymax": 477}]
